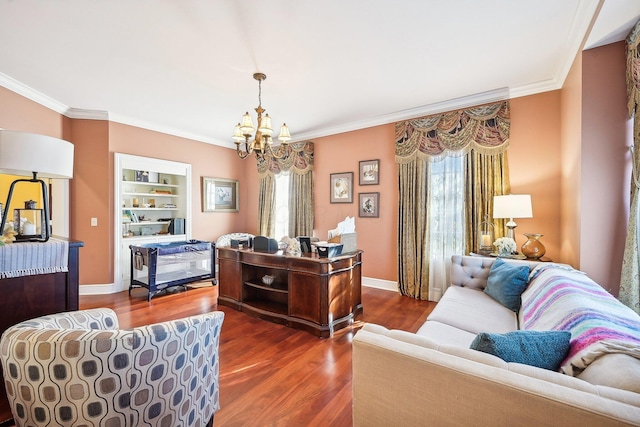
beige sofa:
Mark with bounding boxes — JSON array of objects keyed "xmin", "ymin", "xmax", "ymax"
[{"xmin": 353, "ymin": 255, "xmax": 640, "ymax": 426}]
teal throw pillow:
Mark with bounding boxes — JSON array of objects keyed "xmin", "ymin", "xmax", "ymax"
[
  {"xmin": 484, "ymin": 258, "xmax": 530, "ymax": 311},
  {"xmin": 470, "ymin": 330, "xmax": 572, "ymax": 371}
]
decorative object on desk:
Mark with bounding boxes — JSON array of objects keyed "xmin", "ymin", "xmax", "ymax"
[
  {"xmin": 359, "ymin": 192, "xmax": 379, "ymax": 218},
  {"xmin": 262, "ymin": 275, "xmax": 275, "ymax": 286},
  {"xmin": 202, "ymin": 177, "xmax": 239, "ymax": 212},
  {"xmin": 253, "ymin": 236, "xmax": 279, "ymax": 253},
  {"xmin": 298, "ymin": 236, "xmax": 312, "ymax": 253},
  {"xmin": 13, "ymin": 199, "xmax": 46, "ymax": 241},
  {"xmin": 359, "ymin": 159, "xmax": 380, "ymax": 185},
  {"xmin": 478, "ymin": 214, "xmax": 495, "ymax": 255},
  {"xmin": 0, "ymin": 130, "xmax": 74, "ymax": 243},
  {"xmin": 330, "ymin": 172, "xmax": 354, "ymax": 203},
  {"xmin": 232, "ymin": 72, "xmax": 292, "ymax": 162},
  {"xmin": 316, "ymin": 243, "xmax": 343, "ymax": 258},
  {"xmin": 280, "ymin": 236, "xmax": 301, "ymax": 256},
  {"xmin": 493, "ymin": 194, "xmax": 533, "ymax": 240},
  {"xmin": 521, "ymin": 233, "xmax": 546, "ymax": 259},
  {"xmin": 493, "ymin": 237, "xmax": 517, "ymax": 257}
]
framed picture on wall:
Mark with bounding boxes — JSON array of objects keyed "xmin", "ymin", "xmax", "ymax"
[
  {"xmin": 202, "ymin": 177, "xmax": 239, "ymax": 212},
  {"xmin": 358, "ymin": 192, "xmax": 379, "ymax": 217},
  {"xmin": 359, "ymin": 159, "xmax": 379, "ymax": 185},
  {"xmin": 330, "ymin": 172, "xmax": 354, "ymax": 203}
]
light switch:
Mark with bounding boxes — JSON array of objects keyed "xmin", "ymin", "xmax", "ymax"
[{"xmin": 91, "ymin": 217, "xmax": 98, "ymax": 227}]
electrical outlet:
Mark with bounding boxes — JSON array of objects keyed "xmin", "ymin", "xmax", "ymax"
[{"xmin": 91, "ymin": 217, "xmax": 98, "ymax": 227}]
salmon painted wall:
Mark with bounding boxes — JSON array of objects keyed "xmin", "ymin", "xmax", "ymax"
[
  {"xmin": 509, "ymin": 92, "xmax": 562, "ymax": 257},
  {"xmin": 312, "ymin": 125, "xmax": 398, "ymax": 282},
  {"xmin": 561, "ymin": 48, "xmax": 583, "ymax": 270},
  {"xmin": 580, "ymin": 41, "xmax": 630, "ymax": 294},
  {"xmin": 69, "ymin": 119, "xmax": 111, "ymax": 285}
]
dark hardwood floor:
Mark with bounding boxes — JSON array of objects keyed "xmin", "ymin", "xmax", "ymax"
[{"xmin": 80, "ymin": 283, "xmax": 436, "ymax": 426}]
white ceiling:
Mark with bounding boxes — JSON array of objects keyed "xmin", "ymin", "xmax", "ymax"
[{"xmin": 0, "ymin": 0, "xmax": 639, "ymax": 149}]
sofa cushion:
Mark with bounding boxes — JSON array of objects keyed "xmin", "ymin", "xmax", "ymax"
[
  {"xmin": 484, "ymin": 258, "xmax": 530, "ymax": 312},
  {"xmin": 416, "ymin": 320, "xmax": 478, "ymax": 348},
  {"xmin": 577, "ymin": 353, "xmax": 640, "ymax": 394},
  {"xmin": 470, "ymin": 330, "xmax": 571, "ymax": 371},
  {"xmin": 427, "ymin": 286, "xmax": 518, "ymax": 334}
]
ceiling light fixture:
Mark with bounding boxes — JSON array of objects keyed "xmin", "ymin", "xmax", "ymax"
[{"xmin": 232, "ymin": 72, "xmax": 292, "ymax": 161}]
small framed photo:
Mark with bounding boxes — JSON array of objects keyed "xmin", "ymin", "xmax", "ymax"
[
  {"xmin": 359, "ymin": 192, "xmax": 380, "ymax": 218},
  {"xmin": 135, "ymin": 170, "xmax": 150, "ymax": 182},
  {"xmin": 330, "ymin": 172, "xmax": 354, "ymax": 203},
  {"xmin": 359, "ymin": 159, "xmax": 380, "ymax": 185},
  {"xmin": 202, "ymin": 177, "xmax": 239, "ymax": 212}
]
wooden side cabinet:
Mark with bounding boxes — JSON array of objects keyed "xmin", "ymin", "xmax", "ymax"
[
  {"xmin": 217, "ymin": 247, "xmax": 363, "ymax": 338},
  {"xmin": 0, "ymin": 238, "xmax": 83, "ymax": 425}
]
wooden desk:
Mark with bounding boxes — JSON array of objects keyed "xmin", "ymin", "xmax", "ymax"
[
  {"xmin": 217, "ymin": 247, "xmax": 363, "ymax": 338},
  {"xmin": 0, "ymin": 238, "xmax": 83, "ymax": 425}
]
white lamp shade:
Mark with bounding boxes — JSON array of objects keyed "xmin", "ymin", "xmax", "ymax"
[
  {"xmin": 0, "ymin": 130, "xmax": 74, "ymax": 179},
  {"xmin": 277, "ymin": 124, "xmax": 292, "ymax": 143},
  {"xmin": 493, "ymin": 194, "xmax": 532, "ymax": 219},
  {"xmin": 258, "ymin": 114, "xmax": 273, "ymax": 136}
]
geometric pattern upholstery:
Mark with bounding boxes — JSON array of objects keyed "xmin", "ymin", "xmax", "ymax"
[{"xmin": 0, "ymin": 308, "xmax": 224, "ymax": 427}]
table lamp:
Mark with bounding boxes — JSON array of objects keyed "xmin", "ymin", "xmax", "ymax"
[
  {"xmin": 0, "ymin": 130, "xmax": 74, "ymax": 242},
  {"xmin": 493, "ymin": 194, "xmax": 533, "ymax": 240}
]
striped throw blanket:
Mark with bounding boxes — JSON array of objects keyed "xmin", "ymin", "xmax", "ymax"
[{"xmin": 521, "ymin": 264, "xmax": 640, "ymax": 376}]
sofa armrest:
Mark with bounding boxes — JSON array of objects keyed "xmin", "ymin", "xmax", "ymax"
[{"xmin": 352, "ymin": 326, "xmax": 640, "ymax": 427}]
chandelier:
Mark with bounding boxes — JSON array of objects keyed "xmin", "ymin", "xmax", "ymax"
[{"xmin": 232, "ymin": 72, "xmax": 292, "ymax": 161}]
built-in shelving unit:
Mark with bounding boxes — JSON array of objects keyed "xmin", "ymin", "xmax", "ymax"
[{"xmin": 114, "ymin": 153, "xmax": 192, "ymax": 291}]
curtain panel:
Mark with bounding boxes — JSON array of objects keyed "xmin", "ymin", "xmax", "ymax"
[
  {"xmin": 395, "ymin": 101, "xmax": 510, "ymax": 300},
  {"xmin": 256, "ymin": 141, "xmax": 314, "ymax": 238},
  {"xmin": 620, "ymin": 19, "xmax": 640, "ymax": 315}
]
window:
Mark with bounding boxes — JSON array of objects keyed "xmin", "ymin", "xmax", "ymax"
[
  {"xmin": 273, "ymin": 172, "xmax": 290, "ymax": 240},
  {"xmin": 427, "ymin": 155, "xmax": 465, "ymax": 300}
]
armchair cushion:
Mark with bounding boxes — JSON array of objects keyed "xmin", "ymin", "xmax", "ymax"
[{"xmin": 1, "ymin": 308, "xmax": 224, "ymax": 427}]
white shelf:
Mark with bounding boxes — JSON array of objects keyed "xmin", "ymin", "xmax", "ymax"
[
  {"xmin": 122, "ymin": 181, "xmax": 178, "ymax": 188},
  {"xmin": 123, "ymin": 207, "xmax": 178, "ymax": 211},
  {"xmin": 123, "ymin": 192, "xmax": 179, "ymax": 198},
  {"xmin": 124, "ymin": 221, "xmax": 170, "ymax": 226}
]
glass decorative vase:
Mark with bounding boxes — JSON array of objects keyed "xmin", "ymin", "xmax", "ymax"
[{"xmin": 521, "ymin": 233, "xmax": 546, "ymax": 259}]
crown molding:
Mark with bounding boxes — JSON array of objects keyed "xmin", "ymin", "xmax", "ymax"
[
  {"xmin": 64, "ymin": 108, "xmax": 109, "ymax": 120},
  {"xmin": 0, "ymin": 71, "xmax": 68, "ymax": 114},
  {"xmin": 292, "ymin": 87, "xmax": 510, "ymax": 141},
  {"xmin": 107, "ymin": 112, "xmax": 234, "ymax": 149}
]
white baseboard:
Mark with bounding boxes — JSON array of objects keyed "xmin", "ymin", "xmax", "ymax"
[
  {"xmin": 80, "ymin": 276, "xmax": 398, "ymax": 296},
  {"xmin": 362, "ymin": 277, "xmax": 398, "ymax": 292},
  {"xmin": 79, "ymin": 283, "xmax": 121, "ymax": 295}
]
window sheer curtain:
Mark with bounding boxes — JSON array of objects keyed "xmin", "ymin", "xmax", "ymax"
[
  {"xmin": 395, "ymin": 101, "xmax": 511, "ymax": 300},
  {"xmin": 257, "ymin": 141, "xmax": 314, "ymax": 237},
  {"xmin": 619, "ymin": 20, "xmax": 640, "ymax": 315}
]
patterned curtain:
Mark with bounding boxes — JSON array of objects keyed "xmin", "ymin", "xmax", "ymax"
[
  {"xmin": 257, "ymin": 174, "xmax": 276, "ymax": 236},
  {"xmin": 395, "ymin": 101, "xmax": 510, "ymax": 300},
  {"xmin": 256, "ymin": 141, "xmax": 314, "ymax": 237},
  {"xmin": 289, "ymin": 171, "xmax": 314, "ymax": 237},
  {"xmin": 619, "ymin": 20, "xmax": 640, "ymax": 315}
]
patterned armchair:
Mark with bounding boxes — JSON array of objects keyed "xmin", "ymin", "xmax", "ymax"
[{"xmin": 0, "ymin": 308, "xmax": 224, "ymax": 427}]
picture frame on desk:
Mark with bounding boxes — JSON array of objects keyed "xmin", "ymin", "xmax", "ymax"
[{"xmin": 202, "ymin": 177, "xmax": 239, "ymax": 212}]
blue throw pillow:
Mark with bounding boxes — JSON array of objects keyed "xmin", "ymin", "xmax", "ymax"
[
  {"xmin": 470, "ymin": 330, "xmax": 572, "ymax": 371},
  {"xmin": 484, "ymin": 258, "xmax": 530, "ymax": 311}
]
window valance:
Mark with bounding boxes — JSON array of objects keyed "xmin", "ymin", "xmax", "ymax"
[
  {"xmin": 257, "ymin": 140, "xmax": 314, "ymax": 177},
  {"xmin": 395, "ymin": 101, "xmax": 510, "ymax": 163}
]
